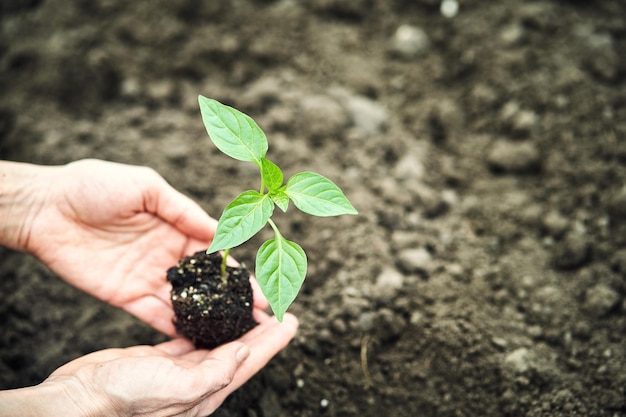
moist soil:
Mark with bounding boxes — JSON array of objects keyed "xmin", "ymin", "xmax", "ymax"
[
  {"xmin": 1, "ymin": 1, "xmax": 626, "ymax": 416},
  {"xmin": 167, "ymin": 251, "xmax": 258, "ymax": 350}
]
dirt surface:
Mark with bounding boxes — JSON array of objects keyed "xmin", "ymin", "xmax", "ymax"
[
  {"xmin": 1, "ymin": 1, "xmax": 625, "ymax": 416},
  {"xmin": 168, "ymin": 251, "xmax": 258, "ymax": 349}
]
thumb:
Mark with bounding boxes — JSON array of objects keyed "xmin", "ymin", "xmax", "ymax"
[
  {"xmin": 146, "ymin": 175, "xmax": 218, "ymax": 243},
  {"xmin": 191, "ymin": 343, "xmax": 251, "ymax": 415},
  {"xmin": 196, "ymin": 343, "xmax": 251, "ymax": 392}
]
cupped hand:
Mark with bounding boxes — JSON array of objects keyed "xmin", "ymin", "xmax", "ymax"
[
  {"xmin": 44, "ymin": 312, "xmax": 298, "ymax": 417},
  {"xmin": 21, "ymin": 159, "xmax": 268, "ymax": 336}
]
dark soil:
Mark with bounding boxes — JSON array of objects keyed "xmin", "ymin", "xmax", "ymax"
[
  {"xmin": 167, "ymin": 251, "xmax": 257, "ymax": 350},
  {"xmin": 1, "ymin": 1, "xmax": 626, "ymax": 416}
]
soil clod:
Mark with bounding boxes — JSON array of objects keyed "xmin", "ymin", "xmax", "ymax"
[{"xmin": 167, "ymin": 251, "xmax": 257, "ymax": 349}]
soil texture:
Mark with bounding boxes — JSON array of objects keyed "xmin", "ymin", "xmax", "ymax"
[
  {"xmin": 1, "ymin": 1, "xmax": 626, "ymax": 416},
  {"xmin": 168, "ymin": 251, "xmax": 257, "ymax": 350}
]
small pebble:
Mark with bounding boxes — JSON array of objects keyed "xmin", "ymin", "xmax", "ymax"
[
  {"xmin": 542, "ymin": 210, "xmax": 569, "ymax": 238},
  {"xmin": 487, "ymin": 140, "xmax": 541, "ymax": 173},
  {"xmin": 376, "ymin": 308, "xmax": 407, "ymax": 342},
  {"xmin": 552, "ymin": 234, "xmax": 590, "ymax": 270},
  {"xmin": 358, "ymin": 312, "xmax": 377, "ymax": 332},
  {"xmin": 389, "ymin": 24, "xmax": 430, "ymax": 59},
  {"xmin": 374, "ymin": 267, "xmax": 404, "ymax": 301},
  {"xmin": 146, "ymin": 79, "xmax": 177, "ymax": 102},
  {"xmin": 345, "ymin": 95, "xmax": 388, "ymax": 136},
  {"xmin": 492, "ymin": 337, "xmax": 509, "ymax": 349},
  {"xmin": 500, "ymin": 23, "xmax": 525, "ymax": 46},
  {"xmin": 504, "ymin": 347, "xmax": 533, "ymax": 373},
  {"xmin": 440, "ymin": 0, "xmax": 459, "ymax": 18},
  {"xmin": 583, "ymin": 284, "xmax": 620, "ymax": 317},
  {"xmin": 394, "ymin": 153, "xmax": 425, "ymax": 181},
  {"xmin": 500, "ymin": 101, "xmax": 538, "ymax": 136},
  {"xmin": 397, "ymin": 247, "xmax": 433, "ymax": 275}
]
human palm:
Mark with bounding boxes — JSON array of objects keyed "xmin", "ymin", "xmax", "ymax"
[
  {"xmin": 48, "ymin": 340, "xmax": 235, "ymax": 416},
  {"xmin": 45, "ymin": 314, "xmax": 298, "ymax": 416},
  {"xmin": 26, "ymin": 159, "xmax": 266, "ymax": 336}
]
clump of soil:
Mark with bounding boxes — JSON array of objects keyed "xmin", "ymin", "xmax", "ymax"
[{"xmin": 166, "ymin": 251, "xmax": 257, "ymax": 349}]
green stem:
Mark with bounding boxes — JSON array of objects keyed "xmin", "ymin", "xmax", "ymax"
[
  {"xmin": 259, "ymin": 163, "xmax": 265, "ymax": 194},
  {"xmin": 267, "ymin": 218, "xmax": 281, "ymax": 238},
  {"xmin": 220, "ymin": 248, "xmax": 230, "ymax": 283}
]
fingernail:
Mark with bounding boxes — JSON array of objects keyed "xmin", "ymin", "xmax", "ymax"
[{"xmin": 236, "ymin": 345, "xmax": 250, "ymax": 365}]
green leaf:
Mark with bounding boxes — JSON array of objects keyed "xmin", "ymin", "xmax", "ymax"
[
  {"xmin": 285, "ymin": 172, "xmax": 358, "ymax": 217},
  {"xmin": 270, "ymin": 189, "xmax": 290, "ymax": 212},
  {"xmin": 207, "ymin": 191, "xmax": 274, "ymax": 253},
  {"xmin": 199, "ymin": 96, "xmax": 268, "ymax": 165},
  {"xmin": 261, "ymin": 158, "xmax": 284, "ymax": 192},
  {"xmin": 256, "ymin": 235, "xmax": 307, "ymax": 321}
]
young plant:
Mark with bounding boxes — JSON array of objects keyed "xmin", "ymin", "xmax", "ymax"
[{"xmin": 199, "ymin": 95, "xmax": 358, "ymax": 321}]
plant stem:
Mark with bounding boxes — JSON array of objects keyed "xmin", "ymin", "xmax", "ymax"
[
  {"xmin": 259, "ymin": 165, "xmax": 265, "ymax": 194},
  {"xmin": 220, "ymin": 248, "xmax": 230, "ymax": 283},
  {"xmin": 267, "ymin": 218, "xmax": 281, "ymax": 238}
]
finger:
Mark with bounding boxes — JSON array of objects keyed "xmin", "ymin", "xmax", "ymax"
[
  {"xmin": 249, "ymin": 276, "xmax": 269, "ymax": 310},
  {"xmin": 252, "ymin": 307, "xmax": 271, "ymax": 324},
  {"xmin": 198, "ymin": 313, "xmax": 299, "ymax": 413},
  {"xmin": 149, "ymin": 178, "xmax": 218, "ymax": 243},
  {"xmin": 191, "ymin": 342, "xmax": 250, "ymax": 413}
]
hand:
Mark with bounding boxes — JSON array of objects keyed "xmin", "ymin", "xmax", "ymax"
[
  {"xmin": 0, "ymin": 313, "xmax": 299, "ymax": 417},
  {"xmin": 2, "ymin": 159, "xmax": 268, "ymax": 336}
]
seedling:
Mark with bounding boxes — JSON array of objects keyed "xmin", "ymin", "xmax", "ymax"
[{"xmin": 199, "ymin": 96, "xmax": 358, "ymax": 321}]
